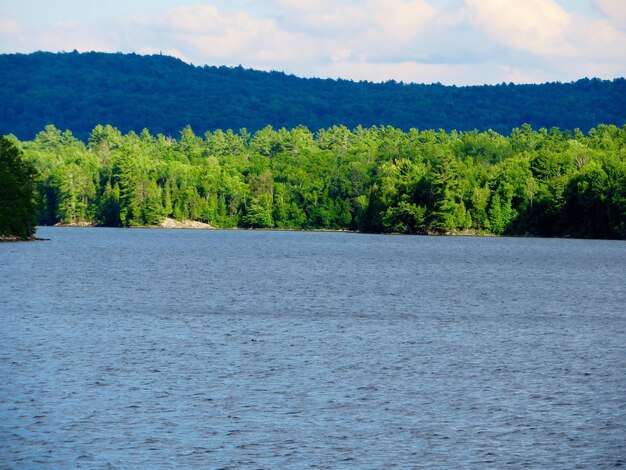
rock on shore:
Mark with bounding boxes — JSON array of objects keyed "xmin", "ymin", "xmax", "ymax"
[{"xmin": 159, "ymin": 218, "xmax": 213, "ymax": 229}]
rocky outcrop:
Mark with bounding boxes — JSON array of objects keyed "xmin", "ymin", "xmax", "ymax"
[{"xmin": 159, "ymin": 218, "xmax": 213, "ymax": 229}]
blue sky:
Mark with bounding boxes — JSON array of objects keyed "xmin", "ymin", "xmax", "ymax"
[{"xmin": 1, "ymin": 0, "xmax": 624, "ymax": 85}]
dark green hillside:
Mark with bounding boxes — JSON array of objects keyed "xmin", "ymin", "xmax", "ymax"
[{"xmin": 1, "ymin": 51, "xmax": 625, "ymax": 141}]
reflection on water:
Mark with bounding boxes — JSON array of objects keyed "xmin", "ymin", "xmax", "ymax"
[{"xmin": 1, "ymin": 227, "xmax": 625, "ymax": 468}]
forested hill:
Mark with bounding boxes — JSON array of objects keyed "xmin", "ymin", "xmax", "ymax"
[{"xmin": 1, "ymin": 51, "xmax": 625, "ymax": 141}]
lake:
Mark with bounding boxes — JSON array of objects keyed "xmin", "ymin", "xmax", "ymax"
[{"xmin": 1, "ymin": 227, "xmax": 625, "ymax": 468}]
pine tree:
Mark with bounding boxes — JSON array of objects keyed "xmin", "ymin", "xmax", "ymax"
[{"xmin": 0, "ymin": 136, "xmax": 38, "ymax": 239}]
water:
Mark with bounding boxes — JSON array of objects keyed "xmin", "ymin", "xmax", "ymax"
[{"xmin": 1, "ymin": 227, "xmax": 625, "ymax": 469}]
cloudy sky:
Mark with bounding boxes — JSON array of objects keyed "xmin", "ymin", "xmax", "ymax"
[{"xmin": 1, "ymin": 0, "xmax": 625, "ymax": 85}]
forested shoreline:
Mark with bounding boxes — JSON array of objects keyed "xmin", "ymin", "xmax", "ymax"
[{"xmin": 7, "ymin": 123, "xmax": 626, "ymax": 239}]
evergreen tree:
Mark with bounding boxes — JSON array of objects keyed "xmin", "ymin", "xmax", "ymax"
[
  {"xmin": 0, "ymin": 135, "xmax": 38, "ymax": 239},
  {"xmin": 10, "ymin": 122, "xmax": 626, "ymax": 239}
]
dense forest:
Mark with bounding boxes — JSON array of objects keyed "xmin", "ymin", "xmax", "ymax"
[
  {"xmin": 1, "ymin": 51, "xmax": 625, "ymax": 141},
  {"xmin": 0, "ymin": 136, "xmax": 38, "ymax": 239},
  {"xmin": 7, "ymin": 123, "xmax": 626, "ymax": 239}
]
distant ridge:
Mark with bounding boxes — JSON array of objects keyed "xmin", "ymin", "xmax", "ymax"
[{"xmin": 1, "ymin": 51, "xmax": 625, "ymax": 140}]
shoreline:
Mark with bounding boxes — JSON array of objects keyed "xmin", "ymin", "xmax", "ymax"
[
  {"xmin": 39, "ymin": 223, "xmax": 582, "ymax": 240},
  {"xmin": 0, "ymin": 235, "xmax": 47, "ymax": 242}
]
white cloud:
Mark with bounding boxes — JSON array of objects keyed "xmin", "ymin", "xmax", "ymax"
[
  {"xmin": 330, "ymin": 48, "xmax": 353, "ymax": 63},
  {"xmin": 466, "ymin": 0, "xmax": 574, "ymax": 56},
  {"xmin": 273, "ymin": 0, "xmax": 325, "ymax": 11},
  {"xmin": 0, "ymin": 12, "xmax": 21, "ymax": 36},
  {"xmin": 163, "ymin": 4, "xmax": 270, "ymax": 37},
  {"xmin": 570, "ymin": 13, "xmax": 626, "ymax": 62},
  {"xmin": 595, "ymin": 0, "xmax": 626, "ymax": 29},
  {"xmin": 0, "ymin": 8, "xmax": 24, "ymax": 47},
  {"xmin": 273, "ymin": 0, "xmax": 437, "ymax": 41},
  {"xmin": 158, "ymin": 4, "xmax": 320, "ymax": 66},
  {"xmin": 271, "ymin": 0, "xmax": 367, "ymax": 35},
  {"xmin": 262, "ymin": 0, "xmax": 443, "ymax": 67},
  {"xmin": 370, "ymin": 0, "xmax": 437, "ymax": 42}
]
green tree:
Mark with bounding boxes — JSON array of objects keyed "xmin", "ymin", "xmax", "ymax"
[
  {"xmin": 429, "ymin": 155, "xmax": 471, "ymax": 233},
  {"xmin": 0, "ymin": 135, "xmax": 38, "ymax": 239},
  {"xmin": 55, "ymin": 162, "xmax": 97, "ymax": 224},
  {"xmin": 11, "ymin": 122, "xmax": 626, "ymax": 239}
]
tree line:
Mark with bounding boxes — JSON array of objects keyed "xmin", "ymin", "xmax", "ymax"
[
  {"xmin": 2, "ymin": 51, "xmax": 625, "ymax": 141},
  {"xmin": 7, "ymin": 123, "xmax": 626, "ymax": 239}
]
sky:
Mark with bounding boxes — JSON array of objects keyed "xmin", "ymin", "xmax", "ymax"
[{"xmin": 1, "ymin": 0, "xmax": 625, "ymax": 85}]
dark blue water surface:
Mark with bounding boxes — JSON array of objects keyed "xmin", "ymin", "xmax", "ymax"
[{"xmin": 1, "ymin": 227, "xmax": 625, "ymax": 468}]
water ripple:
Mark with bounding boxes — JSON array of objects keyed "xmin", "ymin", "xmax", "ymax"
[{"xmin": 1, "ymin": 227, "xmax": 625, "ymax": 468}]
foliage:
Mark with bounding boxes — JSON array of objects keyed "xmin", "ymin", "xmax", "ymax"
[
  {"xmin": 0, "ymin": 135, "xmax": 38, "ymax": 239},
  {"xmin": 11, "ymin": 123, "xmax": 626, "ymax": 239},
  {"xmin": 1, "ymin": 51, "xmax": 625, "ymax": 141}
]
